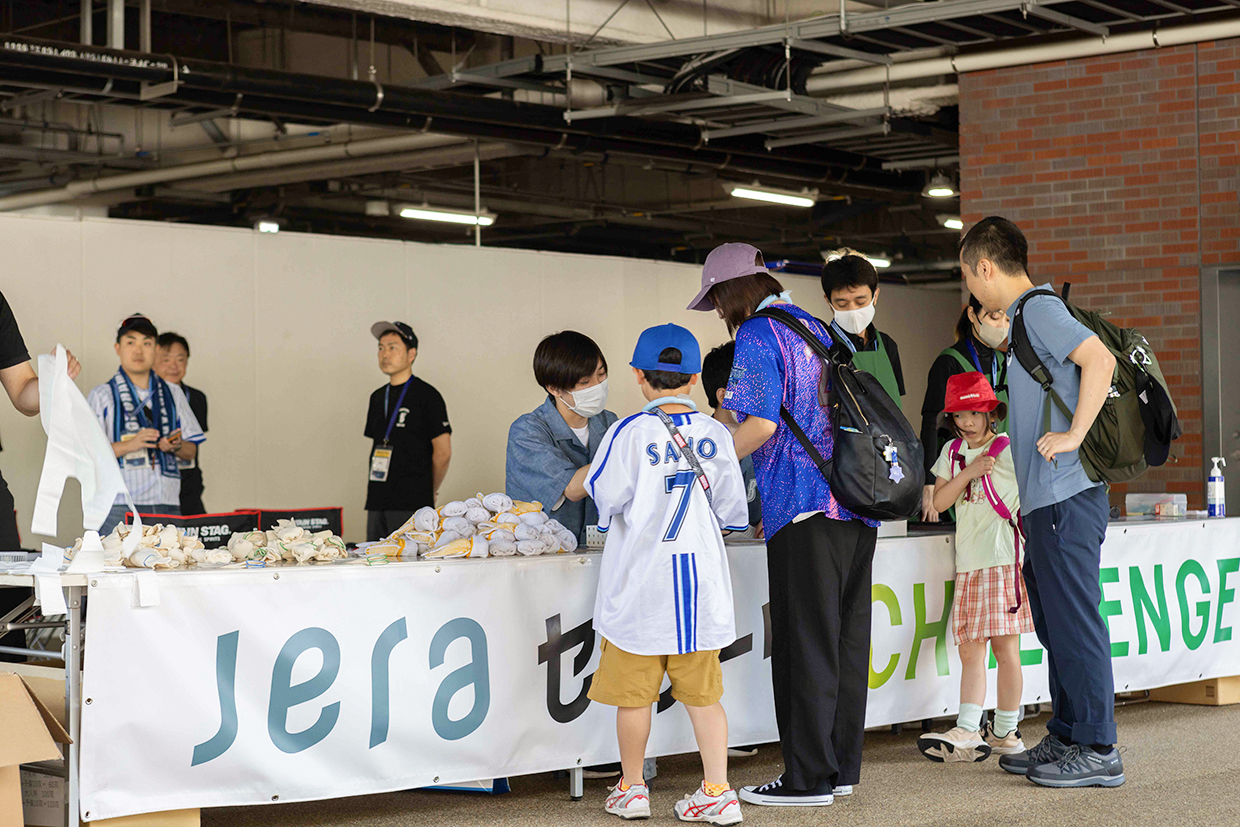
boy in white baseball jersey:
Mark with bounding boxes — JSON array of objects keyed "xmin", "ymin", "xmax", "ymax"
[{"xmin": 585, "ymin": 323, "xmax": 750, "ymax": 825}]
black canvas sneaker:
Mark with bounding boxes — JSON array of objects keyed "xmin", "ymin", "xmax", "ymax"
[{"xmin": 738, "ymin": 775, "xmax": 834, "ymax": 807}]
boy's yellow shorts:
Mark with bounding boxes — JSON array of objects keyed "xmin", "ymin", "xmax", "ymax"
[{"xmin": 587, "ymin": 638, "xmax": 723, "ymax": 708}]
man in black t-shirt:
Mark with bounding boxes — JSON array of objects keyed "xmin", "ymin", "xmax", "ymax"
[
  {"xmin": 156, "ymin": 332, "xmax": 209, "ymax": 515},
  {"xmin": 365, "ymin": 321, "xmax": 452, "ymax": 541}
]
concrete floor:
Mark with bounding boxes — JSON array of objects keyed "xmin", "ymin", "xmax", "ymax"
[{"xmin": 203, "ymin": 701, "xmax": 1240, "ymax": 827}]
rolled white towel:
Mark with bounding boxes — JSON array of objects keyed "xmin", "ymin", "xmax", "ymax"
[
  {"xmin": 513, "ymin": 523, "xmax": 542, "ymax": 542},
  {"xmin": 555, "ymin": 530, "xmax": 579, "ymax": 552},
  {"xmin": 520, "ymin": 511, "xmax": 549, "ymax": 526},
  {"xmin": 229, "ymin": 539, "xmax": 255, "ymax": 562},
  {"xmin": 544, "ymin": 518, "xmax": 567, "ymax": 535},
  {"xmin": 495, "ymin": 512, "xmax": 521, "ymax": 525},
  {"xmin": 516, "ymin": 539, "xmax": 550, "ymax": 556},
  {"xmin": 413, "ymin": 506, "xmax": 440, "ymax": 533},
  {"xmin": 465, "ymin": 496, "xmax": 485, "ymax": 511},
  {"xmin": 489, "ymin": 540, "xmax": 518, "ymax": 557},
  {"xmin": 482, "ymin": 492, "xmax": 514, "ymax": 514},
  {"xmin": 164, "ymin": 547, "xmax": 188, "ymax": 565},
  {"xmin": 403, "ymin": 530, "xmax": 437, "ymax": 546},
  {"xmin": 425, "ymin": 537, "xmax": 471, "ymax": 559},
  {"xmin": 465, "ymin": 506, "xmax": 491, "ymax": 524},
  {"xmin": 290, "ymin": 542, "xmax": 318, "ymax": 564},
  {"xmin": 486, "ymin": 528, "xmax": 516, "ymax": 545},
  {"xmin": 440, "ymin": 501, "xmax": 468, "ymax": 518},
  {"xmin": 442, "ymin": 516, "xmax": 474, "ymax": 536},
  {"xmin": 476, "ymin": 521, "xmax": 500, "ymax": 533},
  {"xmin": 156, "ymin": 525, "xmax": 180, "ymax": 549},
  {"xmin": 469, "ymin": 535, "xmax": 489, "ymax": 558}
]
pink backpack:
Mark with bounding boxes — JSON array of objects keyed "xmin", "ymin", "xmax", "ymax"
[{"xmin": 950, "ymin": 436, "xmax": 1024, "ymax": 613}]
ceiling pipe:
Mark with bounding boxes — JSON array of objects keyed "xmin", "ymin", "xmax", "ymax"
[
  {"xmin": 0, "ymin": 132, "xmax": 472, "ymax": 210},
  {"xmin": 0, "ymin": 35, "xmax": 907, "ymax": 190},
  {"xmin": 807, "ymin": 17, "xmax": 1240, "ymax": 94}
]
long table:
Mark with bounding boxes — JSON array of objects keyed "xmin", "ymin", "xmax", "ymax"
[{"xmin": 4, "ymin": 517, "xmax": 1239, "ymax": 823}]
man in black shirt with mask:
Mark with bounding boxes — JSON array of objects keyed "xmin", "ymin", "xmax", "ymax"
[{"xmin": 365, "ymin": 321, "xmax": 452, "ymax": 541}]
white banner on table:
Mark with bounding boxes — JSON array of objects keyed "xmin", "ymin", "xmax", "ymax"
[{"xmin": 79, "ymin": 521, "xmax": 1240, "ymax": 820}]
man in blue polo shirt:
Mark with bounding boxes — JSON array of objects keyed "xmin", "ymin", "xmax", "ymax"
[{"xmin": 961, "ymin": 217, "xmax": 1123, "ymax": 789}]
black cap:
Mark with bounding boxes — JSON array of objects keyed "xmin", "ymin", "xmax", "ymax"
[
  {"xmin": 371, "ymin": 320, "xmax": 418, "ymax": 350},
  {"xmin": 117, "ymin": 313, "xmax": 158, "ymax": 342}
]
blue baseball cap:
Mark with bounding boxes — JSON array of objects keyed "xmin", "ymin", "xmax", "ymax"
[{"xmin": 630, "ymin": 324, "xmax": 702, "ymax": 374}]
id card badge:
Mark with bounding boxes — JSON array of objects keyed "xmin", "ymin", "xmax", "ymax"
[
  {"xmin": 120, "ymin": 434, "xmax": 150, "ymax": 469},
  {"xmin": 370, "ymin": 447, "xmax": 393, "ymax": 482}
]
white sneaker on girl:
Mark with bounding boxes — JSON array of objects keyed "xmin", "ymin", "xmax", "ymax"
[
  {"xmin": 674, "ymin": 784, "xmax": 743, "ymax": 825},
  {"xmin": 605, "ymin": 780, "xmax": 652, "ymax": 820}
]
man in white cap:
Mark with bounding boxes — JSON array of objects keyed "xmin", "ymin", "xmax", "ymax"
[{"xmin": 365, "ymin": 321, "xmax": 452, "ymax": 541}]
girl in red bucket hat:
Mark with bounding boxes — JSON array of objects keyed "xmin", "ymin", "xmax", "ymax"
[{"xmin": 916, "ymin": 372, "xmax": 1034, "ymax": 765}]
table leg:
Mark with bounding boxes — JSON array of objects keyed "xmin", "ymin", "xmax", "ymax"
[
  {"xmin": 569, "ymin": 766, "xmax": 583, "ymax": 801},
  {"xmin": 65, "ymin": 586, "xmax": 82, "ymax": 827}
]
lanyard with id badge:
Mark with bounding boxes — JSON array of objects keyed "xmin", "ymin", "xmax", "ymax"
[
  {"xmin": 120, "ymin": 376, "xmax": 157, "ymax": 470},
  {"xmin": 370, "ymin": 380, "xmax": 411, "ymax": 482}
]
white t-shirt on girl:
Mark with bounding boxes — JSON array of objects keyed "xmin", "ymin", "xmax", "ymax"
[{"xmin": 932, "ymin": 434, "xmax": 1021, "ymax": 573}]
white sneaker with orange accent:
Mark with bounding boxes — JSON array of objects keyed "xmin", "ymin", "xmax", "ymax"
[
  {"xmin": 605, "ymin": 780, "xmax": 652, "ymax": 820},
  {"xmin": 674, "ymin": 785, "xmax": 743, "ymax": 825}
]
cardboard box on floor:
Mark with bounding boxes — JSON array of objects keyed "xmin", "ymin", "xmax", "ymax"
[
  {"xmin": 1149, "ymin": 675, "xmax": 1240, "ymax": 706},
  {"xmin": 2, "ymin": 669, "xmax": 198, "ymax": 827},
  {"xmin": 0, "ymin": 672, "xmax": 70, "ymax": 827}
]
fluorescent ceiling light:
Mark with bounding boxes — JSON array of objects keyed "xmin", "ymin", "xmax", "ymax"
[
  {"xmin": 944, "ymin": 218, "xmax": 963, "ymax": 230},
  {"xmin": 866, "ymin": 256, "xmax": 891, "ymax": 268},
  {"xmin": 923, "ymin": 172, "xmax": 957, "ymax": 198},
  {"xmin": 728, "ymin": 183, "xmax": 817, "ymax": 208},
  {"xmin": 255, "ymin": 220, "xmax": 280, "ymax": 233},
  {"xmin": 399, "ymin": 206, "xmax": 495, "ymax": 226}
]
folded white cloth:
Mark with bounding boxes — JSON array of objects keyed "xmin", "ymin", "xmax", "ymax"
[
  {"xmin": 402, "ymin": 530, "xmax": 437, "ymax": 545},
  {"xmin": 425, "ymin": 537, "xmax": 471, "ymax": 558},
  {"xmin": 545, "ymin": 518, "xmax": 567, "ymax": 535},
  {"xmin": 442, "ymin": 516, "xmax": 474, "ymax": 536},
  {"xmin": 465, "ymin": 506, "xmax": 491, "ymax": 524},
  {"xmin": 482, "ymin": 492, "xmax": 514, "ymax": 514},
  {"xmin": 520, "ymin": 511, "xmax": 549, "ymax": 526},
  {"xmin": 440, "ymin": 501, "xmax": 468, "ymax": 517},
  {"xmin": 555, "ymin": 530, "xmax": 579, "ymax": 552},
  {"xmin": 465, "ymin": 497, "xmax": 485, "ymax": 511},
  {"xmin": 489, "ymin": 540, "xmax": 518, "ymax": 557},
  {"xmin": 495, "ymin": 513, "xmax": 521, "ymax": 525},
  {"xmin": 516, "ymin": 539, "xmax": 550, "ymax": 556},
  {"xmin": 486, "ymin": 528, "xmax": 516, "ymax": 544},
  {"xmin": 514, "ymin": 523, "xmax": 542, "ymax": 542},
  {"xmin": 433, "ymin": 530, "xmax": 463, "ymax": 549},
  {"xmin": 413, "ymin": 506, "xmax": 440, "ymax": 533},
  {"xmin": 470, "ymin": 535, "xmax": 489, "ymax": 558}
]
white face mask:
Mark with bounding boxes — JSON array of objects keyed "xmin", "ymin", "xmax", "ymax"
[
  {"xmin": 833, "ymin": 303, "xmax": 876, "ymax": 336},
  {"xmin": 975, "ymin": 320, "xmax": 1009, "ymax": 349},
  {"xmin": 562, "ymin": 378, "xmax": 609, "ymax": 418}
]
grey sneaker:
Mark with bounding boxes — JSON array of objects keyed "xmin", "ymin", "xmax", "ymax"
[
  {"xmin": 1026, "ymin": 744, "xmax": 1125, "ymax": 788},
  {"xmin": 998, "ymin": 733, "xmax": 1070, "ymax": 775}
]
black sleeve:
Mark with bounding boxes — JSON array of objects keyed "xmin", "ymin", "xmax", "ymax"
[
  {"xmin": 0, "ymin": 293, "xmax": 30, "ymax": 371},
  {"xmin": 883, "ymin": 333, "xmax": 906, "ymax": 397},
  {"xmin": 921, "ymin": 352, "xmax": 963, "ymax": 475},
  {"xmin": 425, "ymin": 385, "xmax": 452, "ymax": 439},
  {"xmin": 189, "ymin": 388, "xmax": 208, "ymax": 433},
  {"xmin": 364, "ymin": 391, "xmax": 381, "ymax": 440}
]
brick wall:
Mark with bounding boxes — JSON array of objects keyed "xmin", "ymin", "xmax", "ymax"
[{"xmin": 960, "ymin": 39, "xmax": 1240, "ymax": 509}]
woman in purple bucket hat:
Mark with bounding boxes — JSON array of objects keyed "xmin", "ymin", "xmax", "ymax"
[{"xmin": 688, "ymin": 242, "xmax": 879, "ymax": 807}]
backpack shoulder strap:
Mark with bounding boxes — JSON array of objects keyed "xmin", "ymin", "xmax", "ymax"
[
  {"xmin": 750, "ymin": 307, "xmax": 840, "ymax": 363},
  {"xmin": 1009, "ymin": 289, "xmax": 1060, "ymax": 391},
  {"xmin": 949, "ymin": 437, "xmax": 965, "ymax": 476},
  {"xmin": 988, "ymin": 435, "xmax": 1011, "ymax": 457}
]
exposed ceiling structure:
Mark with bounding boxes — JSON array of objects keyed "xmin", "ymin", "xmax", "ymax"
[{"xmin": 0, "ymin": 0, "xmax": 1233, "ymax": 279}]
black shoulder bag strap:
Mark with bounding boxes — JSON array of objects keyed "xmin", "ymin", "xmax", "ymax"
[
  {"xmin": 651, "ymin": 407, "xmax": 713, "ymax": 507},
  {"xmin": 748, "ymin": 307, "xmax": 840, "ymax": 480},
  {"xmin": 1010, "ymin": 288, "xmax": 1076, "ymax": 437}
]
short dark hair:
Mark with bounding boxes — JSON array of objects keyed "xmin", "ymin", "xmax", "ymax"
[
  {"xmin": 533, "ymin": 330, "xmax": 608, "ymax": 392},
  {"xmin": 959, "ymin": 216, "xmax": 1028, "ymax": 275},
  {"xmin": 701, "ymin": 341, "xmax": 735, "ymax": 409},
  {"xmin": 157, "ymin": 332, "xmax": 190, "ymax": 357},
  {"xmin": 379, "ymin": 330, "xmax": 415, "ymax": 352},
  {"xmin": 642, "ymin": 347, "xmax": 692, "ymax": 391},
  {"xmin": 706, "ymin": 272, "xmax": 786, "ymax": 335},
  {"xmin": 955, "ymin": 294, "xmax": 984, "ymax": 343},
  {"xmin": 821, "ymin": 253, "xmax": 878, "ymax": 298}
]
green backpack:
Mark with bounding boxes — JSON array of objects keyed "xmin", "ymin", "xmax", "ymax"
[{"xmin": 1009, "ymin": 286, "xmax": 1181, "ymax": 485}]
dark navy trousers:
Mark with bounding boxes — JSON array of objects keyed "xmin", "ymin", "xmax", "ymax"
[{"xmin": 1023, "ymin": 484, "xmax": 1118, "ymax": 746}]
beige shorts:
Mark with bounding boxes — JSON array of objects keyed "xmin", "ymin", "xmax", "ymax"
[{"xmin": 587, "ymin": 638, "xmax": 723, "ymax": 708}]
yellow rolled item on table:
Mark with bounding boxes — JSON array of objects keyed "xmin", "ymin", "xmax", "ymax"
[
  {"xmin": 424, "ymin": 537, "xmax": 471, "ymax": 559},
  {"xmin": 367, "ymin": 537, "xmax": 407, "ymax": 559},
  {"xmin": 510, "ymin": 500, "xmax": 543, "ymax": 515}
]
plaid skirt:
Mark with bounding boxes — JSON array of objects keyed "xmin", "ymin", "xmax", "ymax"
[{"xmin": 952, "ymin": 564, "xmax": 1035, "ymax": 644}]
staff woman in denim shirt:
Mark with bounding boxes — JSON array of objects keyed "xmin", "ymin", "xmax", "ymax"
[{"xmin": 506, "ymin": 331, "xmax": 618, "ymax": 545}]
